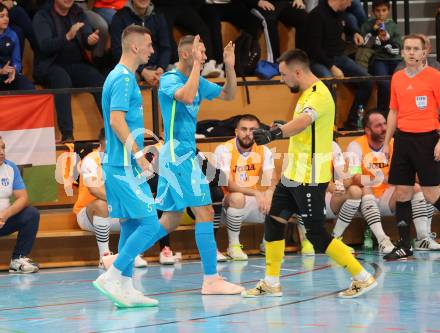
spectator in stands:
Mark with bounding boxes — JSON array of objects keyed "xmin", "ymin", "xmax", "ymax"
[
  {"xmin": 1, "ymin": 0, "xmax": 39, "ymax": 56},
  {"xmin": 154, "ymin": 0, "xmax": 222, "ymax": 78},
  {"xmin": 347, "ymin": 110, "xmax": 440, "ymax": 251},
  {"xmin": 32, "ymin": 0, "xmax": 105, "ymax": 143},
  {"xmin": 361, "ymin": 0, "xmax": 401, "ymax": 116},
  {"xmin": 198, "ymin": 0, "xmax": 261, "ymax": 68},
  {"xmin": 73, "ymin": 129, "xmax": 148, "ymax": 268},
  {"xmin": 92, "ymin": 0, "xmax": 126, "ymax": 25},
  {"xmin": 0, "ymin": 136, "xmax": 40, "ymax": 274},
  {"xmin": 395, "ymin": 34, "xmax": 440, "ymax": 72},
  {"xmin": 111, "ymin": 0, "xmax": 171, "ymax": 86},
  {"xmin": 246, "ymin": 0, "xmax": 307, "ymax": 60},
  {"xmin": 0, "ymin": 4, "xmax": 34, "ymax": 91},
  {"xmin": 344, "ymin": 0, "xmax": 366, "ymax": 33},
  {"xmin": 74, "ymin": 0, "xmax": 110, "ymax": 61},
  {"xmin": 306, "ymin": 0, "xmax": 372, "ymax": 130},
  {"xmin": 214, "ymin": 114, "xmax": 276, "ymax": 260}
]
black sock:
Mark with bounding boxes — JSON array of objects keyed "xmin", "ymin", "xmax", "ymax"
[
  {"xmin": 395, "ymin": 200, "xmax": 412, "ymax": 248},
  {"xmin": 159, "ymin": 234, "xmax": 170, "ymax": 250}
]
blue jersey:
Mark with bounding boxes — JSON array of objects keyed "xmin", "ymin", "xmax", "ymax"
[
  {"xmin": 158, "ymin": 69, "xmax": 222, "ymax": 161},
  {"xmin": 102, "ymin": 64, "xmax": 144, "ymax": 167},
  {"xmin": 0, "ymin": 160, "xmax": 25, "ymax": 211}
]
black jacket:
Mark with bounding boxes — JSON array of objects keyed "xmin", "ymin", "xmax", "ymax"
[
  {"xmin": 32, "ymin": 0, "xmax": 94, "ymax": 79},
  {"xmin": 110, "ymin": 4, "xmax": 171, "ymax": 71},
  {"xmin": 305, "ymin": 1, "xmax": 357, "ymax": 68}
]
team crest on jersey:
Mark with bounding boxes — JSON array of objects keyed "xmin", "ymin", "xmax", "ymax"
[
  {"xmin": 1, "ymin": 178, "xmax": 9, "ymax": 186},
  {"xmin": 415, "ymin": 96, "xmax": 427, "ymax": 110}
]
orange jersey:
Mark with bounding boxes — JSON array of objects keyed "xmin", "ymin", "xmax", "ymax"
[
  {"xmin": 348, "ymin": 135, "xmax": 394, "ymax": 198},
  {"xmin": 215, "ymin": 138, "xmax": 272, "ymax": 194},
  {"xmin": 390, "ymin": 67, "xmax": 440, "ymax": 133},
  {"xmin": 73, "ymin": 150, "xmax": 103, "ymax": 215},
  {"xmin": 93, "ymin": 0, "xmax": 126, "ymax": 10}
]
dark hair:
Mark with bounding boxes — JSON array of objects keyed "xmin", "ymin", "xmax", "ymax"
[
  {"xmin": 178, "ymin": 35, "xmax": 204, "ymax": 50},
  {"xmin": 236, "ymin": 114, "xmax": 261, "ymax": 128},
  {"xmin": 122, "ymin": 25, "xmax": 151, "ymax": 41},
  {"xmin": 277, "ymin": 49, "xmax": 310, "ymax": 68},
  {"xmin": 98, "ymin": 128, "xmax": 105, "ymax": 142},
  {"xmin": 362, "ymin": 109, "xmax": 384, "ymax": 129},
  {"xmin": 372, "ymin": 0, "xmax": 390, "ymax": 10},
  {"xmin": 402, "ymin": 34, "xmax": 426, "ymax": 49},
  {"xmin": 0, "ymin": 4, "xmax": 8, "ymax": 13}
]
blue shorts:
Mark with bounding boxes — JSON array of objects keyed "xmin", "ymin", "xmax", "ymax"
[
  {"xmin": 103, "ymin": 164, "xmax": 157, "ymax": 219},
  {"xmin": 156, "ymin": 155, "xmax": 212, "ymax": 212}
]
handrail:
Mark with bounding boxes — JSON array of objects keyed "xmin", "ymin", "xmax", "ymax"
[{"xmin": 0, "ymin": 75, "xmax": 394, "ymax": 137}]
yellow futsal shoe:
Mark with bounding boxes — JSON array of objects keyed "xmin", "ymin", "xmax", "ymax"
[
  {"xmin": 301, "ymin": 239, "xmax": 315, "ymax": 256},
  {"xmin": 227, "ymin": 244, "xmax": 248, "ymax": 261},
  {"xmin": 337, "ymin": 237, "xmax": 355, "ymax": 253},
  {"xmin": 338, "ymin": 276, "xmax": 378, "ymax": 298},
  {"xmin": 241, "ymin": 280, "xmax": 282, "ymax": 298}
]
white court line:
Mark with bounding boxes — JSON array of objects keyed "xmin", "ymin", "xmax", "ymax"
[{"xmin": 251, "ymin": 265, "xmax": 298, "ymax": 272}]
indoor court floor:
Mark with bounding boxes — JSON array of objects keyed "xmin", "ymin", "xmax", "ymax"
[{"xmin": 1, "ymin": 252, "xmax": 440, "ymax": 333}]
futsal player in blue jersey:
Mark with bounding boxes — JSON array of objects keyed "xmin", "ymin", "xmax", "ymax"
[
  {"xmin": 156, "ymin": 35, "xmax": 244, "ymax": 294},
  {"xmin": 93, "ymin": 25, "xmax": 168, "ymax": 308}
]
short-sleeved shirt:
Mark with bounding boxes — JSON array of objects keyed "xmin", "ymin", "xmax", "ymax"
[
  {"xmin": 284, "ymin": 81, "xmax": 335, "ymax": 184},
  {"xmin": 214, "ymin": 138, "xmax": 274, "ymax": 191},
  {"xmin": 0, "ymin": 160, "xmax": 25, "ymax": 211},
  {"xmin": 102, "ymin": 64, "xmax": 144, "ymax": 167},
  {"xmin": 347, "ymin": 135, "xmax": 394, "ymax": 197},
  {"xmin": 158, "ymin": 69, "xmax": 222, "ymax": 161},
  {"xmin": 390, "ymin": 67, "xmax": 440, "ymax": 133},
  {"xmin": 73, "ymin": 150, "xmax": 103, "ymax": 215}
]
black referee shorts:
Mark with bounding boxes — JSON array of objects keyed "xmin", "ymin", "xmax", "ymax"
[
  {"xmin": 269, "ymin": 177, "xmax": 328, "ymax": 221},
  {"xmin": 389, "ymin": 130, "xmax": 440, "ymax": 186}
]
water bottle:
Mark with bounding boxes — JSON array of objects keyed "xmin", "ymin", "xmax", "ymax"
[
  {"xmin": 357, "ymin": 105, "xmax": 365, "ymax": 131},
  {"xmin": 363, "ymin": 228, "xmax": 373, "ymax": 251}
]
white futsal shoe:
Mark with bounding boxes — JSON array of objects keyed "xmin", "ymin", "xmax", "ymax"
[
  {"xmin": 227, "ymin": 244, "xmax": 248, "ymax": 261},
  {"xmin": 93, "ymin": 273, "xmax": 131, "ymax": 308},
  {"xmin": 216, "ymin": 249, "xmax": 228, "ymax": 262},
  {"xmin": 134, "ymin": 255, "xmax": 148, "ymax": 268},
  {"xmin": 414, "ymin": 236, "xmax": 440, "ymax": 251},
  {"xmin": 378, "ymin": 236, "xmax": 395, "ymax": 254}
]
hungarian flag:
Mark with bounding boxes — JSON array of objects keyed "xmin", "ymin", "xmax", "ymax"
[{"xmin": 0, "ymin": 94, "xmax": 57, "ymax": 203}]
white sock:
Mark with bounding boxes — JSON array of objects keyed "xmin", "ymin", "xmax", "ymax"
[
  {"xmin": 361, "ymin": 195, "xmax": 387, "ymax": 242},
  {"xmin": 411, "ymin": 192, "xmax": 429, "ymax": 240},
  {"xmin": 264, "ymin": 275, "xmax": 280, "ymax": 286},
  {"xmin": 332, "ymin": 199, "xmax": 361, "ymax": 238},
  {"xmin": 426, "ymin": 202, "xmax": 435, "ymax": 234},
  {"xmin": 226, "ymin": 207, "xmax": 244, "ymax": 246},
  {"xmin": 353, "ymin": 269, "xmax": 372, "ymax": 282},
  {"xmin": 93, "ymin": 216, "xmax": 112, "ymax": 257},
  {"xmin": 297, "ymin": 216, "xmax": 307, "ymax": 241}
]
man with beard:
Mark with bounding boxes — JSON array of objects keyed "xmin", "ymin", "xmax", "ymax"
[
  {"xmin": 346, "ymin": 110, "xmax": 440, "ymax": 253},
  {"xmin": 382, "ymin": 35, "xmax": 440, "ymax": 260},
  {"xmin": 214, "ymin": 114, "xmax": 276, "ymax": 260},
  {"xmin": 156, "ymin": 35, "xmax": 244, "ymax": 295},
  {"xmin": 242, "ymin": 49, "xmax": 377, "ymax": 299}
]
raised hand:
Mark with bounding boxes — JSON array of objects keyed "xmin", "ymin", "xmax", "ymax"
[
  {"xmin": 192, "ymin": 35, "xmax": 204, "ymax": 64},
  {"xmin": 223, "ymin": 41, "xmax": 235, "ymax": 68}
]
